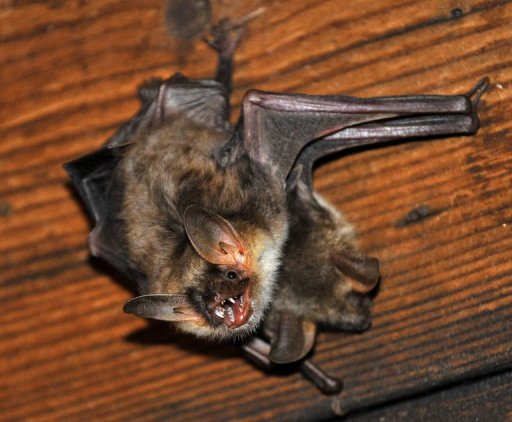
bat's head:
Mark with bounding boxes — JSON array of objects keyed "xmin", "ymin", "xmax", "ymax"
[
  {"xmin": 272, "ymin": 176, "xmax": 379, "ymax": 334},
  {"xmin": 181, "ymin": 205, "xmax": 261, "ymax": 337},
  {"xmin": 124, "ymin": 205, "xmax": 284, "ymax": 340}
]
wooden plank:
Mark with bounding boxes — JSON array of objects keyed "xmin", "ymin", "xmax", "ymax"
[
  {"xmin": 345, "ymin": 370, "xmax": 512, "ymax": 421},
  {"xmin": 0, "ymin": 0, "xmax": 511, "ymax": 420}
]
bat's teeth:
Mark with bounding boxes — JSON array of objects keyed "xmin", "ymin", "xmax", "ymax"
[
  {"xmin": 215, "ymin": 307, "xmax": 225, "ymax": 318},
  {"xmin": 228, "ymin": 297, "xmax": 236, "ymax": 304},
  {"xmin": 226, "ymin": 306, "xmax": 235, "ymax": 323}
]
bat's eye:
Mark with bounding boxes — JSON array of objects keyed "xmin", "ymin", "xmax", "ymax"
[{"xmin": 225, "ymin": 271, "xmax": 239, "ymax": 280}]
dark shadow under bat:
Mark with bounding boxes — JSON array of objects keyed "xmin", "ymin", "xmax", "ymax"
[{"xmin": 65, "ymin": 20, "xmax": 488, "ymax": 394}]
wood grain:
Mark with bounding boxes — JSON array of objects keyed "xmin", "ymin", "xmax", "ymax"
[
  {"xmin": 1, "ymin": 0, "xmax": 511, "ymax": 420},
  {"xmin": 345, "ymin": 370, "xmax": 512, "ymax": 421}
]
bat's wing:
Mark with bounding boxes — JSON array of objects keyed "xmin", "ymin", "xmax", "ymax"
[
  {"xmin": 137, "ymin": 73, "xmax": 231, "ymax": 131},
  {"xmin": 65, "ymin": 146, "xmax": 130, "ymax": 278},
  {"xmin": 225, "ymin": 78, "xmax": 488, "ymax": 183},
  {"xmin": 296, "ymin": 115, "xmax": 475, "ymax": 187},
  {"xmin": 104, "ymin": 73, "xmax": 230, "ymax": 148},
  {"xmin": 65, "ymin": 73, "xmax": 231, "ymax": 290},
  {"xmin": 295, "ymin": 78, "xmax": 490, "ymax": 187}
]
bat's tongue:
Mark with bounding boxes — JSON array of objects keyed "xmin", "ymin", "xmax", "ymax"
[{"xmin": 215, "ymin": 290, "xmax": 252, "ymax": 329}]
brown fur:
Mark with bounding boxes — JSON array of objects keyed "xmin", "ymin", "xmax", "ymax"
[
  {"xmin": 269, "ymin": 179, "xmax": 372, "ymax": 332},
  {"xmin": 115, "ymin": 115, "xmax": 289, "ymax": 339}
]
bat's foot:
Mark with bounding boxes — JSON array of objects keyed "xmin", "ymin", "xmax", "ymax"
[
  {"xmin": 205, "ymin": 8, "xmax": 265, "ymax": 58},
  {"xmin": 206, "ymin": 18, "xmax": 243, "ymax": 59},
  {"xmin": 206, "ymin": 10, "xmax": 263, "ymax": 93},
  {"xmin": 204, "ymin": 18, "xmax": 243, "ymax": 93}
]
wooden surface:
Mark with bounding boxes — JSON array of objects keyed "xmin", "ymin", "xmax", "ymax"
[
  {"xmin": 1, "ymin": 0, "xmax": 511, "ymax": 420},
  {"xmin": 346, "ymin": 370, "xmax": 512, "ymax": 421}
]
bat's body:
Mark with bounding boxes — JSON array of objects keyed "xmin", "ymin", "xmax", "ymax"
[
  {"xmin": 116, "ymin": 109, "xmax": 288, "ymax": 339},
  {"xmin": 254, "ymin": 176, "xmax": 374, "ymax": 364},
  {"xmin": 278, "ymin": 191, "xmax": 361, "ymax": 329},
  {"xmin": 65, "ymin": 18, "xmax": 488, "ymax": 392}
]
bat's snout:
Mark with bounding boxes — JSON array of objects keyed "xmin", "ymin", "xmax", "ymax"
[{"xmin": 209, "ymin": 287, "xmax": 252, "ymax": 329}]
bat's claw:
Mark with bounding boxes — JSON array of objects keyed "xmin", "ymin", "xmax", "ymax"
[
  {"xmin": 205, "ymin": 8, "xmax": 265, "ymax": 58},
  {"xmin": 466, "ymin": 76, "xmax": 490, "ymax": 106},
  {"xmin": 205, "ymin": 18, "xmax": 244, "ymax": 59},
  {"xmin": 210, "ymin": 20, "xmax": 243, "ymax": 58}
]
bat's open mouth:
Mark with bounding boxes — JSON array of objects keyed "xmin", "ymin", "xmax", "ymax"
[{"xmin": 211, "ymin": 289, "xmax": 252, "ymax": 329}]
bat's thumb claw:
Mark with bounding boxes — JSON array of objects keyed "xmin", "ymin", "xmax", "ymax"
[{"xmin": 466, "ymin": 76, "xmax": 491, "ymax": 105}]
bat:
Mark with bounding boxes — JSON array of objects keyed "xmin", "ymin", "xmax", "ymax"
[
  {"xmin": 65, "ymin": 16, "xmax": 488, "ymax": 392},
  {"xmin": 239, "ymin": 80, "xmax": 487, "ymax": 393},
  {"xmin": 242, "ymin": 78, "xmax": 489, "ymax": 364}
]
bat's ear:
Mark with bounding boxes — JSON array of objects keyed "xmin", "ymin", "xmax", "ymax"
[
  {"xmin": 183, "ymin": 205, "xmax": 249, "ymax": 267},
  {"xmin": 268, "ymin": 314, "xmax": 316, "ymax": 364},
  {"xmin": 123, "ymin": 294, "xmax": 201, "ymax": 322},
  {"xmin": 331, "ymin": 251, "xmax": 380, "ymax": 293}
]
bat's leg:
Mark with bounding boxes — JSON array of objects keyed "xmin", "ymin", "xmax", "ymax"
[
  {"xmin": 241, "ymin": 336, "xmax": 343, "ymax": 395},
  {"xmin": 206, "ymin": 18, "xmax": 243, "ymax": 94},
  {"xmin": 207, "ymin": 9, "xmax": 265, "ymax": 93}
]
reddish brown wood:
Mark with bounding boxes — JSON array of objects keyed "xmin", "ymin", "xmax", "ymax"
[{"xmin": 1, "ymin": 0, "xmax": 511, "ymax": 420}]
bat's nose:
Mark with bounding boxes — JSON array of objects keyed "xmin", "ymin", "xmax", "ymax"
[{"xmin": 210, "ymin": 288, "xmax": 252, "ymax": 329}]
